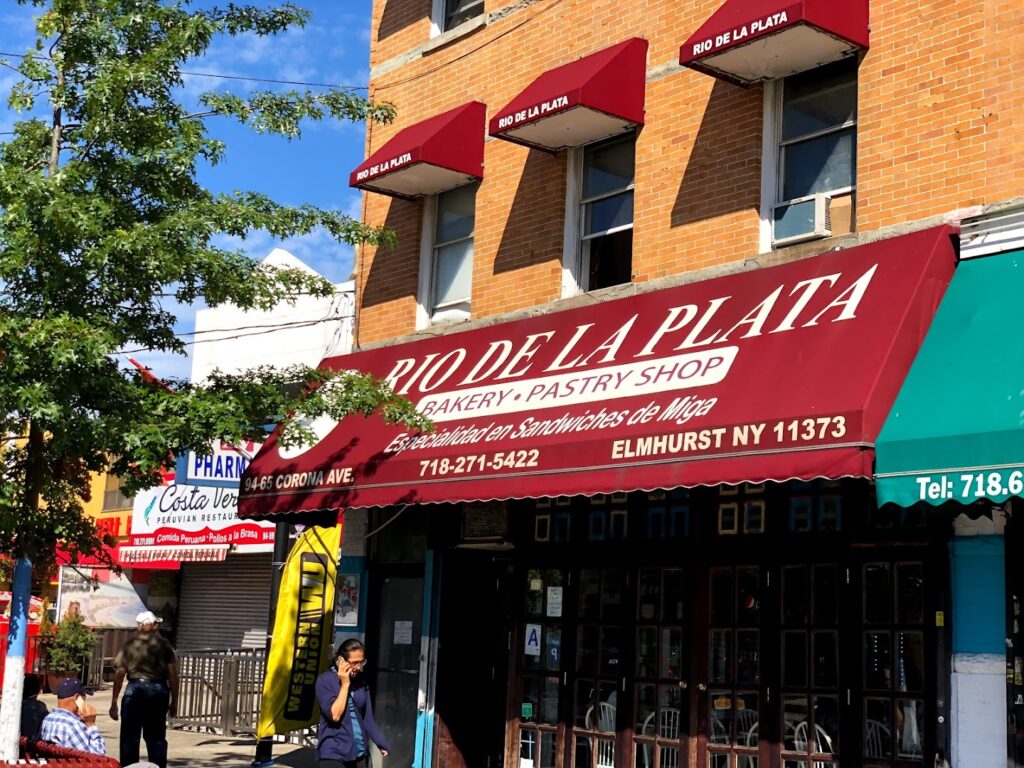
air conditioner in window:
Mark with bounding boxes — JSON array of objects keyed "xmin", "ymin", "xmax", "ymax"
[{"xmin": 772, "ymin": 193, "xmax": 832, "ymax": 247}]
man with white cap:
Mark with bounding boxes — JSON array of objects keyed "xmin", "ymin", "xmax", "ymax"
[{"xmin": 109, "ymin": 610, "xmax": 178, "ymax": 768}]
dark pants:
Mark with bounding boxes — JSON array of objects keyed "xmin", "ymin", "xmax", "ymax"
[
  {"xmin": 319, "ymin": 757, "xmax": 369, "ymax": 768},
  {"xmin": 120, "ymin": 680, "xmax": 170, "ymax": 768}
]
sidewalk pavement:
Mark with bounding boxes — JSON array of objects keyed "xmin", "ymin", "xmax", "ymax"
[{"xmin": 38, "ymin": 687, "xmax": 317, "ymax": 768}]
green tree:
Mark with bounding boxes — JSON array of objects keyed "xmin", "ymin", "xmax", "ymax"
[{"xmin": 0, "ymin": 1, "xmax": 429, "ymax": 757}]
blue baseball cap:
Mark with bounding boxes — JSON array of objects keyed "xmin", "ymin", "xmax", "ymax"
[{"xmin": 55, "ymin": 679, "xmax": 90, "ymax": 699}]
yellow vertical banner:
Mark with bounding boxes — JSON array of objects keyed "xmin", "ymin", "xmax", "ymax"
[{"xmin": 257, "ymin": 521, "xmax": 342, "ymax": 738}]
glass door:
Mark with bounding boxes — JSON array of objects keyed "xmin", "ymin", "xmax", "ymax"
[
  {"xmin": 860, "ymin": 560, "xmax": 929, "ymax": 766},
  {"xmin": 519, "ymin": 568, "xmax": 565, "ymax": 768},
  {"xmin": 374, "ymin": 575, "xmax": 424, "ymax": 768},
  {"xmin": 633, "ymin": 568, "xmax": 688, "ymax": 768},
  {"xmin": 705, "ymin": 566, "xmax": 763, "ymax": 768},
  {"xmin": 779, "ymin": 564, "xmax": 842, "ymax": 767},
  {"xmin": 572, "ymin": 568, "xmax": 627, "ymax": 768}
]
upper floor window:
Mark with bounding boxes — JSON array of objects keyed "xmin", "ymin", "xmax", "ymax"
[
  {"xmin": 441, "ymin": 0, "xmax": 483, "ymax": 31},
  {"xmin": 578, "ymin": 134, "xmax": 635, "ymax": 291},
  {"xmin": 421, "ymin": 183, "xmax": 476, "ymax": 325},
  {"xmin": 767, "ymin": 58, "xmax": 857, "ymax": 247},
  {"xmin": 103, "ymin": 475, "xmax": 134, "ymax": 512}
]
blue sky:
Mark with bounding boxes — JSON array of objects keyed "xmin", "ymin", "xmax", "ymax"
[{"xmin": 0, "ymin": 1, "xmax": 375, "ymax": 378}]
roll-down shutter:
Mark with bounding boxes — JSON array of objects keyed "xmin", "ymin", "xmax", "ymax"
[{"xmin": 176, "ymin": 553, "xmax": 272, "ymax": 650}]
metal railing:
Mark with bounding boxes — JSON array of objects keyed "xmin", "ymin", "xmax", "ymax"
[{"xmin": 169, "ymin": 647, "xmax": 312, "ymax": 744}]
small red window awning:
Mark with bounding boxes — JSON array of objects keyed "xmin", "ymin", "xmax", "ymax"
[
  {"xmin": 349, "ymin": 101, "xmax": 485, "ymax": 199},
  {"xmin": 238, "ymin": 226, "xmax": 957, "ymax": 520},
  {"xmin": 489, "ymin": 38, "xmax": 648, "ymax": 152},
  {"xmin": 679, "ymin": 0, "xmax": 869, "ymax": 85}
]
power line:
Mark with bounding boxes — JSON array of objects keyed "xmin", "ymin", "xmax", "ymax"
[
  {"xmin": 118, "ymin": 312, "xmax": 353, "ymax": 355},
  {"xmin": 0, "ymin": 51, "xmax": 367, "ymax": 90},
  {"xmin": 117, "ymin": 313, "xmax": 352, "ymax": 354}
]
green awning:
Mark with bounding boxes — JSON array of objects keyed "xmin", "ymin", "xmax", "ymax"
[{"xmin": 876, "ymin": 248, "xmax": 1024, "ymax": 506}]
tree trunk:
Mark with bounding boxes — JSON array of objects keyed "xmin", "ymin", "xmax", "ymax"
[{"xmin": 0, "ymin": 558, "xmax": 34, "ymax": 762}]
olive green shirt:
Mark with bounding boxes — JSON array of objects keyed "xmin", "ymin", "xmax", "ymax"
[{"xmin": 114, "ymin": 632, "xmax": 176, "ymax": 681}]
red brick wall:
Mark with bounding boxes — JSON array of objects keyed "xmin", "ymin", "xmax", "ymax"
[{"xmin": 355, "ymin": 0, "xmax": 1024, "ymax": 345}]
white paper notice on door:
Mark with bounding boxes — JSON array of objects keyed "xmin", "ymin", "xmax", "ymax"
[
  {"xmin": 546, "ymin": 586, "xmax": 563, "ymax": 617},
  {"xmin": 393, "ymin": 620, "xmax": 413, "ymax": 645},
  {"xmin": 524, "ymin": 623, "xmax": 542, "ymax": 657}
]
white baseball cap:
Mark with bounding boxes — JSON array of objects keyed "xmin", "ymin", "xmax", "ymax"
[{"xmin": 136, "ymin": 610, "xmax": 163, "ymax": 625}]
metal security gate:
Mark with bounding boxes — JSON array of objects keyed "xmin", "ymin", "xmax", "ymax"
[{"xmin": 176, "ymin": 553, "xmax": 273, "ymax": 650}]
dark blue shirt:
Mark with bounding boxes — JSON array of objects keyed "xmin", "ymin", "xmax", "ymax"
[{"xmin": 315, "ymin": 670, "xmax": 390, "ymax": 761}]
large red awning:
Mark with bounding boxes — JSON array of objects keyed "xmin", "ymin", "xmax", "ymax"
[
  {"xmin": 238, "ymin": 227, "xmax": 956, "ymax": 519},
  {"xmin": 489, "ymin": 38, "xmax": 648, "ymax": 152},
  {"xmin": 349, "ymin": 102, "xmax": 485, "ymax": 199},
  {"xmin": 679, "ymin": 0, "xmax": 869, "ymax": 85}
]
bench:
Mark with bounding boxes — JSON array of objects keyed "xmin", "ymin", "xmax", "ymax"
[{"xmin": 13, "ymin": 737, "xmax": 120, "ymax": 767}]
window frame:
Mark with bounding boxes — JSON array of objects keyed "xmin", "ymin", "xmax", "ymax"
[
  {"xmin": 431, "ymin": 0, "xmax": 485, "ymax": 35},
  {"xmin": 562, "ymin": 133, "xmax": 636, "ymax": 297},
  {"xmin": 417, "ymin": 185, "xmax": 476, "ymax": 329},
  {"xmin": 760, "ymin": 62, "xmax": 858, "ymax": 253}
]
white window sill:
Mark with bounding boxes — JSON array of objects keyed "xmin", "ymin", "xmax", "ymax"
[{"xmin": 424, "ymin": 16, "xmax": 486, "ymax": 54}]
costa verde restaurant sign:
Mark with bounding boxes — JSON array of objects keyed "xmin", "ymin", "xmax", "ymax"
[
  {"xmin": 239, "ymin": 227, "xmax": 957, "ymax": 517},
  {"xmin": 130, "ymin": 481, "xmax": 275, "ymax": 559}
]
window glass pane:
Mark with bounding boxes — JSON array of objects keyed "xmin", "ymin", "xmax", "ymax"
[
  {"xmin": 433, "ymin": 239, "xmax": 472, "ymax": 307},
  {"xmin": 709, "ymin": 693, "xmax": 732, "ymax": 744},
  {"xmin": 784, "ymin": 695, "xmax": 809, "ymax": 751},
  {"xmin": 522, "ymin": 676, "xmax": 539, "ymax": 723},
  {"xmin": 663, "ymin": 570, "xmax": 685, "ymax": 623},
  {"xmin": 710, "ymin": 630, "xmax": 732, "ymax": 684},
  {"xmin": 783, "ymin": 632, "xmax": 807, "ymax": 688},
  {"xmin": 435, "ymin": 184, "xmax": 476, "ymax": 243},
  {"xmin": 578, "ymin": 625, "xmax": 598, "ymax": 676},
  {"xmin": 782, "ymin": 128, "xmax": 855, "ymax": 199},
  {"xmin": 545, "ymin": 627, "xmax": 561, "ymax": 671},
  {"xmin": 736, "ymin": 692, "xmax": 759, "ymax": 747},
  {"xmin": 710, "ymin": 569, "xmax": 734, "ymax": 625},
  {"xmin": 586, "ymin": 229, "xmax": 632, "ymax": 291},
  {"xmin": 783, "ymin": 567, "xmax": 808, "ymax": 624},
  {"xmin": 813, "ymin": 696, "xmax": 839, "ymax": 755},
  {"xmin": 737, "ymin": 568, "xmax": 761, "ymax": 625},
  {"xmin": 601, "ymin": 569, "xmax": 626, "ymax": 621},
  {"xmin": 896, "ymin": 698, "xmax": 925, "ymax": 759},
  {"xmin": 445, "ymin": 0, "xmax": 483, "ymax": 28},
  {"xmin": 539, "ymin": 731, "xmax": 557, "ymax": 768},
  {"xmin": 812, "ymin": 631, "xmax": 838, "ymax": 689},
  {"xmin": 585, "ymin": 190, "xmax": 634, "ymax": 235},
  {"xmin": 636, "ymin": 683, "xmax": 656, "ymax": 734},
  {"xmin": 637, "ymin": 627, "xmax": 658, "ymax": 678},
  {"xmin": 897, "ymin": 631, "xmax": 925, "ymax": 692},
  {"xmin": 864, "ymin": 564, "xmax": 891, "ymax": 623},
  {"xmin": 864, "ymin": 699, "xmax": 892, "ymax": 759},
  {"xmin": 782, "ymin": 59, "xmax": 857, "ymax": 141},
  {"xmin": 639, "ymin": 569, "xmax": 660, "ymax": 621},
  {"xmin": 897, "ymin": 563, "xmax": 925, "ymax": 624},
  {"xmin": 541, "ymin": 676, "xmax": 560, "ymax": 724},
  {"xmin": 736, "ymin": 630, "xmax": 759, "ymax": 687},
  {"xmin": 864, "ymin": 631, "xmax": 892, "ymax": 690},
  {"xmin": 660, "ymin": 627, "xmax": 682, "ymax": 679},
  {"xmin": 812, "ymin": 565, "xmax": 838, "ymax": 625},
  {"xmin": 583, "ymin": 136, "xmax": 635, "ymax": 199}
]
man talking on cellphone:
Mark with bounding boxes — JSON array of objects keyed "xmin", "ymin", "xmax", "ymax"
[{"xmin": 315, "ymin": 638, "xmax": 391, "ymax": 767}]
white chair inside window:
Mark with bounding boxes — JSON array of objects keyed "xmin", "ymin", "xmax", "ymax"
[
  {"xmin": 585, "ymin": 702, "xmax": 617, "ymax": 768},
  {"xmin": 793, "ymin": 720, "xmax": 835, "ymax": 768},
  {"xmin": 638, "ymin": 708, "xmax": 681, "ymax": 768},
  {"xmin": 864, "ymin": 719, "xmax": 890, "ymax": 759}
]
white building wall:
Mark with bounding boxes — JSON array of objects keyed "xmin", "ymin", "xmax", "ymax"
[{"xmin": 191, "ymin": 248, "xmax": 354, "ymax": 382}]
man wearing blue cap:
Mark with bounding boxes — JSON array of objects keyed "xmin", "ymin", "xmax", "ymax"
[{"xmin": 38, "ymin": 678, "xmax": 106, "ymax": 755}]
